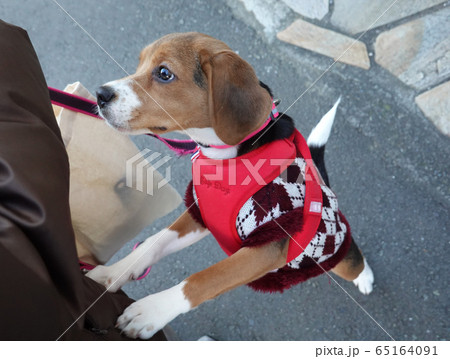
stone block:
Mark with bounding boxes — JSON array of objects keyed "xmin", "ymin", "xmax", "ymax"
[
  {"xmin": 282, "ymin": 0, "xmax": 329, "ymax": 20},
  {"xmin": 237, "ymin": 0, "xmax": 290, "ymax": 36},
  {"xmin": 277, "ymin": 19, "xmax": 370, "ymax": 69},
  {"xmin": 374, "ymin": 7, "xmax": 450, "ymax": 90},
  {"xmin": 331, "ymin": 0, "xmax": 446, "ymax": 34},
  {"xmin": 415, "ymin": 81, "xmax": 450, "ymax": 137}
]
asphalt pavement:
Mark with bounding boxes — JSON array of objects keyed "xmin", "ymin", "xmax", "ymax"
[{"xmin": 2, "ymin": 0, "xmax": 448, "ymax": 341}]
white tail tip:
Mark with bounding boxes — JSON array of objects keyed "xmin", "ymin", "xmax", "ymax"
[{"xmin": 307, "ymin": 97, "xmax": 341, "ymax": 147}]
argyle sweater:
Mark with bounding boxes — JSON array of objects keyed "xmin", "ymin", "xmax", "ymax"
[{"xmin": 185, "ymin": 150, "xmax": 352, "ymax": 293}]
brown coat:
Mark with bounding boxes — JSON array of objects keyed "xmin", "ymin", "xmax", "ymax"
[{"xmin": 0, "ymin": 20, "xmax": 165, "ymax": 340}]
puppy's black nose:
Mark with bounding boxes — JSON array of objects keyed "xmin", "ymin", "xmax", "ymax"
[{"xmin": 96, "ymin": 86, "xmax": 115, "ymax": 108}]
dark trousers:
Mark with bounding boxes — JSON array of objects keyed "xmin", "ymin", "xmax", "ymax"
[{"xmin": 0, "ymin": 20, "xmax": 165, "ymax": 341}]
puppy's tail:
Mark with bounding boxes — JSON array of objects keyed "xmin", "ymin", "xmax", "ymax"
[{"xmin": 307, "ymin": 97, "xmax": 341, "ymax": 187}]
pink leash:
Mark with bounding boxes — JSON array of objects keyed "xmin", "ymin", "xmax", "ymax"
[
  {"xmin": 48, "ymin": 87, "xmax": 279, "ymax": 155},
  {"xmin": 132, "ymin": 242, "xmax": 152, "ymax": 280}
]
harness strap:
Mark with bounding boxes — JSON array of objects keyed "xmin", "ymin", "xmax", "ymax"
[{"xmin": 286, "ymin": 130, "xmax": 323, "ymax": 263}]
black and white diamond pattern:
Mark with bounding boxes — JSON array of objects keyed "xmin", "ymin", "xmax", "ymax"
[
  {"xmin": 236, "ymin": 159, "xmax": 306, "ymax": 240},
  {"xmin": 233, "ymin": 156, "xmax": 348, "ymax": 268}
]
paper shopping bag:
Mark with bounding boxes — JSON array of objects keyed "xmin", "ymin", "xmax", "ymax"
[{"xmin": 52, "ymin": 82, "xmax": 181, "ymax": 264}]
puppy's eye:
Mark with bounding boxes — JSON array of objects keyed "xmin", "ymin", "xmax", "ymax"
[{"xmin": 156, "ymin": 66, "xmax": 175, "ymax": 82}]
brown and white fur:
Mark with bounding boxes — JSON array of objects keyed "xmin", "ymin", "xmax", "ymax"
[{"xmin": 87, "ymin": 32, "xmax": 374, "ymax": 339}]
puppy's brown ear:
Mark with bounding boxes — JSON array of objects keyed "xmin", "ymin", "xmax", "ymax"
[{"xmin": 202, "ymin": 51, "xmax": 272, "ymax": 145}]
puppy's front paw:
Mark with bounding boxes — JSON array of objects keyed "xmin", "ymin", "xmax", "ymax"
[
  {"xmin": 117, "ymin": 282, "xmax": 191, "ymax": 339},
  {"xmin": 353, "ymin": 258, "xmax": 374, "ymax": 295},
  {"xmin": 86, "ymin": 263, "xmax": 132, "ymax": 292}
]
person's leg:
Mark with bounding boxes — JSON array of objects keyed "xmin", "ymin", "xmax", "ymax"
[{"xmin": 0, "ymin": 20, "xmax": 165, "ymax": 340}]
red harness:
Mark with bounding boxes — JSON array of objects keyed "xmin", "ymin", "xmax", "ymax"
[{"xmin": 192, "ymin": 129, "xmax": 323, "ymax": 263}]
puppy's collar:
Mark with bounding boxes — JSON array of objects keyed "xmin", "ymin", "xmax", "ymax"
[{"xmin": 199, "ymin": 100, "xmax": 280, "ymax": 150}]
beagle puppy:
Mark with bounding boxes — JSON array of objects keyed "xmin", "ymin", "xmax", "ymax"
[{"xmin": 87, "ymin": 32, "xmax": 374, "ymax": 339}]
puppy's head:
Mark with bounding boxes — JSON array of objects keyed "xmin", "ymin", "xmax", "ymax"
[{"xmin": 97, "ymin": 32, "xmax": 272, "ymax": 145}]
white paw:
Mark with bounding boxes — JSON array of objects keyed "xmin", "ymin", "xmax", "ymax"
[
  {"xmin": 85, "ymin": 263, "xmax": 130, "ymax": 292},
  {"xmin": 117, "ymin": 282, "xmax": 191, "ymax": 339},
  {"xmin": 86, "ymin": 256, "xmax": 150, "ymax": 292},
  {"xmin": 353, "ymin": 258, "xmax": 374, "ymax": 295}
]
